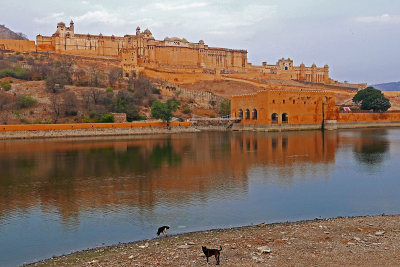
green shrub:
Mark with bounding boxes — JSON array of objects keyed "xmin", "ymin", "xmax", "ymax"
[
  {"xmin": 106, "ymin": 87, "xmax": 113, "ymax": 94},
  {"xmin": 182, "ymin": 104, "xmax": 191, "ymax": 114},
  {"xmin": 100, "ymin": 114, "xmax": 114, "ymax": 123},
  {"xmin": 137, "ymin": 114, "xmax": 147, "ymax": 121},
  {"xmin": 33, "ymin": 119, "xmax": 42, "ymax": 124},
  {"xmin": 82, "ymin": 116, "xmax": 91, "ymax": 123},
  {"xmin": 0, "ymin": 67, "xmax": 29, "ymax": 80},
  {"xmin": 18, "ymin": 95, "xmax": 37, "ymax": 108},
  {"xmin": 0, "ymin": 81, "xmax": 11, "ymax": 91}
]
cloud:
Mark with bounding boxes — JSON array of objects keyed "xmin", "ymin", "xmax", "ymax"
[
  {"xmin": 355, "ymin": 14, "xmax": 400, "ymax": 23},
  {"xmin": 154, "ymin": 2, "xmax": 208, "ymax": 10},
  {"xmin": 72, "ymin": 10, "xmax": 125, "ymax": 25},
  {"xmin": 34, "ymin": 12, "xmax": 65, "ymax": 24}
]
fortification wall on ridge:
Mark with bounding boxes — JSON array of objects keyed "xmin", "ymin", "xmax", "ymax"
[{"xmin": 0, "ymin": 39, "xmax": 36, "ymax": 52}]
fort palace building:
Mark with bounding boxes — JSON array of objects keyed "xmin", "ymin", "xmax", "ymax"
[{"xmin": 32, "ymin": 21, "xmax": 346, "ymax": 86}]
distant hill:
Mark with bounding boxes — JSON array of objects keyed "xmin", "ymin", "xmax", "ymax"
[
  {"xmin": 372, "ymin": 82, "xmax": 400, "ymax": 91},
  {"xmin": 0, "ymin": 24, "xmax": 28, "ymax": 40}
]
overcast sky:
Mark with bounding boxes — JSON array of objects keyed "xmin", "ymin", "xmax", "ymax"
[{"xmin": 1, "ymin": 0, "xmax": 399, "ymax": 84}]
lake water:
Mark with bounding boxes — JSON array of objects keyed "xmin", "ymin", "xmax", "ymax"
[{"xmin": 1, "ymin": 129, "xmax": 400, "ymax": 266}]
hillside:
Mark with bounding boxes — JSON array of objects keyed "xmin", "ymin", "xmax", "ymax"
[
  {"xmin": 0, "ymin": 24, "xmax": 28, "ymax": 40},
  {"xmin": 373, "ymin": 82, "xmax": 400, "ymax": 91}
]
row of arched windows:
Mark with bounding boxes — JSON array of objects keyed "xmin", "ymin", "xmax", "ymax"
[
  {"xmin": 238, "ymin": 109, "xmax": 289, "ymax": 124},
  {"xmin": 238, "ymin": 109, "xmax": 257, "ymax": 120}
]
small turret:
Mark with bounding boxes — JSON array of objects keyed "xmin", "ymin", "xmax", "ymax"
[{"xmin": 136, "ymin": 26, "xmax": 141, "ymax": 36}]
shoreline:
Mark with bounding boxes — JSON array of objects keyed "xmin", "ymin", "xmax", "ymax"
[
  {"xmin": 26, "ymin": 214, "xmax": 400, "ymax": 266},
  {"xmin": 1, "ymin": 122, "xmax": 400, "ymax": 140}
]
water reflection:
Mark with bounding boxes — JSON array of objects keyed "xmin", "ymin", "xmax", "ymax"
[
  {"xmin": 353, "ymin": 129, "xmax": 390, "ymax": 165},
  {"xmin": 0, "ymin": 132, "xmax": 339, "ymax": 223},
  {"xmin": 1, "ymin": 129, "xmax": 400, "ymax": 266}
]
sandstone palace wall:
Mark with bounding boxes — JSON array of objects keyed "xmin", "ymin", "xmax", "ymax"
[
  {"xmin": 0, "ymin": 39, "xmax": 36, "ymax": 52},
  {"xmin": 231, "ymin": 89, "xmax": 400, "ymax": 127},
  {"xmin": 32, "ymin": 21, "xmax": 360, "ymax": 88}
]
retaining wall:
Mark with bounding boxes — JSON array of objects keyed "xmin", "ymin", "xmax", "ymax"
[{"xmin": 0, "ymin": 121, "xmax": 193, "ymax": 139}]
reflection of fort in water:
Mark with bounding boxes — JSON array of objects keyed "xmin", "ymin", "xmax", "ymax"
[{"xmin": 0, "ymin": 131, "xmax": 359, "ymax": 221}]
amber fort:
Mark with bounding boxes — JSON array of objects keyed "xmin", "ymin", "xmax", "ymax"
[{"xmin": 2, "ymin": 21, "xmax": 400, "ymax": 130}]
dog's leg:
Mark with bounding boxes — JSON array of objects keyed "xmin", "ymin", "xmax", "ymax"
[
  {"xmin": 165, "ymin": 228, "xmax": 168, "ymax": 236},
  {"xmin": 216, "ymin": 254, "xmax": 220, "ymax": 265}
]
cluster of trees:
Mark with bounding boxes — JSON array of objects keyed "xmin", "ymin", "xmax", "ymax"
[
  {"xmin": 49, "ymin": 81, "xmax": 158, "ymax": 123},
  {"xmin": 353, "ymin": 87, "xmax": 391, "ymax": 112},
  {"xmin": 0, "ymin": 52, "xmax": 127, "ymax": 88}
]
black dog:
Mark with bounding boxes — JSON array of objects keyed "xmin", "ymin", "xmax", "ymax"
[
  {"xmin": 202, "ymin": 246, "xmax": 222, "ymax": 265},
  {"xmin": 156, "ymin": 226, "xmax": 170, "ymax": 237}
]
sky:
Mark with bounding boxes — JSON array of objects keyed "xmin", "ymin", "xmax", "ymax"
[{"xmin": 1, "ymin": 0, "xmax": 399, "ymax": 84}]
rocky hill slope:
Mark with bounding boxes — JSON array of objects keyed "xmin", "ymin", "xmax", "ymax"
[{"xmin": 0, "ymin": 24, "xmax": 28, "ymax": 40}]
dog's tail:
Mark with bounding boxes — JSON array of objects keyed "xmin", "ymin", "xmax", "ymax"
[{"xmin": 219, "ymin": 246, "xmax": 222, "ymax": 251}]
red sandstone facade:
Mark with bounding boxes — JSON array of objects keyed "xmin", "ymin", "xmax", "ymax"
[
  {"xmin": 231, "ymin": 89, "xmax": 400, "ymax": 128},
  {"xmin": 231, "ymin": 89, "xmax": 336, "ymax": 126}
]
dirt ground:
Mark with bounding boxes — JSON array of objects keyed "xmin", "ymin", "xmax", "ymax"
[{"xmin": 28, "ymin": 215, "xmax": 400, "ymax": 267}]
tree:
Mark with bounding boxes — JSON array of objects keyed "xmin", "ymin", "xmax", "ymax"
[
  {"xmin": 352, "ymin": 86, "xmax": 391, "ymax": 112},
  {"xmin": 89, "ymin": 87, "xmax": 102, "ymax": 105},
  {"xmin": 45, "ymin": 76, "xmax": 65, "ymax": 93},
  {"xmin": 113, "ymin": 90, "xmax": 141, "ymax": 121},
  {"xmin": 219, "ymin": 99, "xmax": 231, "ymax": 117},
  {"xmin": 63, "ymin": 91, "xmax": 78, "ymax": 116},
  {"xmin": 151, "ymin": 100, "xmax": 180, "ymax": 126},
  {"xmin": 50, "ymin": 95, "xmax": 63, "ymax": 123}
]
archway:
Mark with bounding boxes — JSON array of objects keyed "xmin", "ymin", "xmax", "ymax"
[
  {"xmin": 282, "ymin": 113, "xmax": 289, "ymax": 124},
  {"xmin": 245, "ymin": 109, "xmax": 250, "ymax": 120},
  {"xmin": 238, "ymin": 109, "xmax": 243, "ymax": 119},
  {"xmin": 271, "ymin": 113, "xmax": 278, "ymax": 124},
  {"xmin": 252, "ymin": 109, "xmax": 257, "ymax": 120}
]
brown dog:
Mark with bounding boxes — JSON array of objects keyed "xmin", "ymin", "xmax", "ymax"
[{"xmin": 202, "ymin": 246, "xmax": 222, "ymax": 265}]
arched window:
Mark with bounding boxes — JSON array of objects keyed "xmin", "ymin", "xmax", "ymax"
[
  {"xmin": 245, "ymin": 109, "xmax": 250, "ymax": 120},
  {"xmin": 238, "ymin": 109, "xmax": 243, "ymax": 119},
  {"xmin": 271, "ymin": 113, "xmax": 278, "ymax": 124},
  {"xmin": 252, "ymin": 109, "xmax": 257, "ymax": 120},
  {"xmin": 282, "ymin": 113, "xmax": 289, "ymax": 124}
]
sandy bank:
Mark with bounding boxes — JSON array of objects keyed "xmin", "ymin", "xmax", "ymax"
[{"xmin": 27, "ymin": 215, "xmax": 400, "ymax": 266}]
